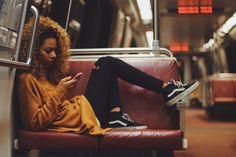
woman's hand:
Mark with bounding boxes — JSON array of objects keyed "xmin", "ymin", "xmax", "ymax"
[
  {"xmin": 54, "ymin": 76, "xmax": 78, "ymax": 102},
  {"xmin": 57, "ymin": 76, "xmax": 78, "ymax": 91}
]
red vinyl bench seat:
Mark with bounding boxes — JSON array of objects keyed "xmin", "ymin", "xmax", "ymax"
[{"xmin": 14, "ymin": 56, "xmax": 187, "ymax": 157}]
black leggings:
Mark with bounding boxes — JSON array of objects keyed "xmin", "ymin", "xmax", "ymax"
[{"xmin": 84, "ymin": 56, "xmax": 164, "ymax": 127}]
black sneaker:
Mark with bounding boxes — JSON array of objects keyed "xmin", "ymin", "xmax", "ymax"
[
  {"xmin": 163, "ymin": 80, "xmax": 199, "ymax": 106},
  {"xmin": 108, "ymin": 112, "xmax": 147, "ymax": 130}
]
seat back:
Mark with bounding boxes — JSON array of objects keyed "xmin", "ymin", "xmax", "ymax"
[
  {"xmin": 207, "ymin": 73, "xmax": 236, "ymax": 104},
  {"xmin": 67, "ymin": 57, "xmax": 180, "ymax": 129}
]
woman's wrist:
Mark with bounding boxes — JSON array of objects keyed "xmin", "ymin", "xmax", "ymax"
[{"xmin": 55, "ymin": 86, "xmax": 69, "ymax": 101}]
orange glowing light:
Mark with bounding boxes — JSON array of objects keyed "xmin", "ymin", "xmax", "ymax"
[
  {"xmin": 169, "ymin": 43, "xmax": 189, "ymax": 52},
  {"xmin": 178, "ymin": 7, "xmax": 199, "ymax": 14},
  {"xmin": 177, "ymin": 0, "xmax": 212, "ymax": 14},
  {"xmin": 200, "ymin": 0, "xmax": 212, "ymax": 5},
  {"xmin": 200, "ymin": 6, "xmax": 212, "ymax": 13}
]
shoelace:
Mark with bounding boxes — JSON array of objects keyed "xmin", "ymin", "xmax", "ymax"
[
  {"xmin": 122, "ymin": 113, "xmax": 134, "ymax": 123},
  {"xmin": 170, "ymin": 79, "xmax": 187, "ymax": 88}
]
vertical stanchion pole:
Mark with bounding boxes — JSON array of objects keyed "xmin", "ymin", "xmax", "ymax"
[
  {"xmin": 152, "ymin": 0, "xmax": 160, "ymax": 55},
  {"xmin": 65, "ymin": 0, "xmax": 73, "ymax": 31},
  {"xmin": 177, "ymin": 102, "xmax": 188, "ymax": 149}
]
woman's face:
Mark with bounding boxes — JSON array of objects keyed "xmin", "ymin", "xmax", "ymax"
[{"xmin": 39, "ymin": 37, "xmax": 57, "ymax": 66}]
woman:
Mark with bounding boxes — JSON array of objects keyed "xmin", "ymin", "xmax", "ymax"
[{"xmin": 17, "ymin": 16, "xmax": 199, "ymax": 135}]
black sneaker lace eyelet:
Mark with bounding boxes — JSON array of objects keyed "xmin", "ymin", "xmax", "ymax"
[{"xmin": 122, "ymin": 114, "xmax": 134, "ymax": 123}]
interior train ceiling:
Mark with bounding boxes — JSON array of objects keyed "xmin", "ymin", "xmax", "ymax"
[
  {"xmin": 35, "ymin": 0, "xmax": 236, "ymax": 50},
  {"xmin": 158, "ymin": 0, "xmax": 236, "ymax": 51}
]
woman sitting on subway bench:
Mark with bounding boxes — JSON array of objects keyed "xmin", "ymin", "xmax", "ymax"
[{"xmin": 17, "ymin": 16, "xmax": 199, "ymax": 135}]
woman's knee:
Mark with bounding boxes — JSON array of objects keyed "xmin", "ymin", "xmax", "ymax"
[{"xmin": 95, "ymin": 56, "xmax": 115, "ymax": 66}]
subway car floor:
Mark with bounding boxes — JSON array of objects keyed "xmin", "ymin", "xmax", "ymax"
[{"xmin": 175, "ymin": 108, "xmax": 236, "ymax": 157}]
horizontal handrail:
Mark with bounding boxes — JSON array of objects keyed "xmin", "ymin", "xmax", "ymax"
[
  {"xmin": 70, "ymin": 47, "xmax": 173, "ymax": 57},
  {"xmin": 0, "ymin": 59, "xmax": 31, "ymax": 69},
  {"xmin": 70, "ymin": 54, "xmax": 177, "ymax": 60}
]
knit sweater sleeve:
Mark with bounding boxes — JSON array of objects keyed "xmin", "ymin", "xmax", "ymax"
[{"xmin": 18, "ymin": 74, "xmax": 68, "ymax": 131}]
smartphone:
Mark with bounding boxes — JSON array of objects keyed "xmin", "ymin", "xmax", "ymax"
[{"xmin": 72, "ymin": 72, "xmax": 83, "ymax": 80}]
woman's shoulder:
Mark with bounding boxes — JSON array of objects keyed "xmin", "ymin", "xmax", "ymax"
[
  {"xmin": 18, "ymin": 72, "xmax": 37, "ymax": 84},
  {"xmin": 19, "ymin": 72, "xmax": 35, "ymax": 80}
]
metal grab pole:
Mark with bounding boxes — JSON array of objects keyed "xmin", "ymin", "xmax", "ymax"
[
  {"xmin": 153, "ymin": 0, "xmax": 159, "ymax": 40},
  {"xmin": 152, "ymin": 0, "xmax": 160, "ymax": 54}
]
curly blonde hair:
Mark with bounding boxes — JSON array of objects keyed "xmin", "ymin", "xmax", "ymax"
[{"xmin": 19, "ymin": 16, "xmax": 71, "ymax": 84}]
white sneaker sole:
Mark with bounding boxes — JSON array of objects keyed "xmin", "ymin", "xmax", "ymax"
[
  {"xmin": 111, "ymin": 125, "xmax": 148, "ymax": 130},
  {"xmin": 166, "ymin": 81, "xmax": 200, "ymax": 106}
]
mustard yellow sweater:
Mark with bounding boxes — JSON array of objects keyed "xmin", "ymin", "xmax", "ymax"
[{"xmin": 17, "ymin": 73, "xmax": 110, "ymax": 135}]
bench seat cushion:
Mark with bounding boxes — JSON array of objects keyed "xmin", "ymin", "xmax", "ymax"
[
  {"xmin": 18, "ymin": 130, "xmax": 98, "ymax": 149},
  {"xmin": 18, "ymin": 129, "xmax": 183, "ymax": 150},
  {"xmin": 100, "ymin": 129, "xmax": 183, "ymax": 150}
]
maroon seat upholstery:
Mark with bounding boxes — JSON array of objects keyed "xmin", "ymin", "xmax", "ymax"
[
  {"xmin": 100, "ymin": 129, "xmax": 182, "ymax": 150},
  {"xmin": 16, "ymin": 57, "xmax": 184, "ymax": 152},
  {"xmin": 207, "ymin": 74, "xmax": 236, "ymax": 104},
  {"xmin": 18, "ymin": 130, "xmax": 98, "ymax": 149}
]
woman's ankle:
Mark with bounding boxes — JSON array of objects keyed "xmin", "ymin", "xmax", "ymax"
[
  {"xmin": 162, "ymin": 82, "xmax": 168, "ymax": 88},
  {"xmin": 110, "ymin": 107, "xmax": 121, "ymax": 112}
]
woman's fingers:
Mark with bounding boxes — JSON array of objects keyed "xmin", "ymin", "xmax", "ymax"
[
  {"xmin": 61, "ymin": 76, "xmax": 72, "ymax": 82},
  {"xmin": 65, "ymin": 78, "xmax": 78, "ymax": 88},
  {"xmin": 58, "ymin": 76, "xmax": 79, "ymax": 90}
]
